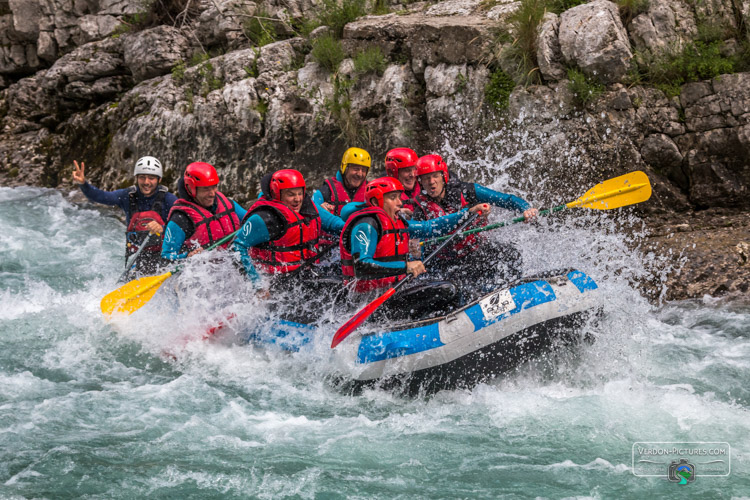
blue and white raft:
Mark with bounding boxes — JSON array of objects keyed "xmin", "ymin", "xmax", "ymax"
[{"xmin": 257, "ymin": 269, "xmax": 600, "ymax": 394}]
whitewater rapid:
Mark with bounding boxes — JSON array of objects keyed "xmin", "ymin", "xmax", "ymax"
[{"xmin": 1, "ymin": 186, "xmax": 748, "ymax": 498}]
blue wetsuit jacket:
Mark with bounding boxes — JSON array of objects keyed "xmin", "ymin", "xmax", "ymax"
[
  {"xmin": 232, "ymin": 197, "xmax": 346, "ymax": 280},
  {"xmin": 473, "ymin": 184, "xmax": 530, "ymax": 212},
  {"xmin": 78, "ymin": 182, "xmax": 177, "ymax": 227},
  {"xmin": 161, "ymin": 199, "xmax": 247, "ymax": 261},
  {"xmin": 342, "ymin": 202, "xmax": 469, "ymax": 274}
]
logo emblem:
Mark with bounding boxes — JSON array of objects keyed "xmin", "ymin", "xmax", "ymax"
[{"xmin": 668, "ymin": 459, "xmax": 695, "ymax": 485}]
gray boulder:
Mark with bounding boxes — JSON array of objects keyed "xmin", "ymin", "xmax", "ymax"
[
  {"xmin": 628, "ymin": 0, "xmax": 697, "ymax": 54},
  {"xmin": 424, "ymin": 63, "xmax": 488, "ymax": 131},
  {"xmin": 559, "ymin": 0, "xmax": 632, "ymax": 84},
  {"xmin": 123, "ymin": 26, "xmax": 190, "ymax": 82},
  {"xmin": 536, "ymin": 12, "xmax": 566, "ymax": 82},
  {"xmin": 195, "ymin": 0, "xmax": 256, "ymax": 48},
  {"xmin": 641, "ymin": 133, "xmax": 686, "ymax": 188}
]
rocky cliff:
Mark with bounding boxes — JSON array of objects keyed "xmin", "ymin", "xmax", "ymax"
[{"xmin": 0, "ymin": 0, "xmax": 747, "ymax": 300}]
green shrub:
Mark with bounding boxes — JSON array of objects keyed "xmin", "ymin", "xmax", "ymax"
[
  {"xmin": 485, "ymin": 68, "xmax": 516, "ymax": 110},
  {"xmin": 189, "ymin": 51, "xmax": 210, "ymax": 67},
  {"xmin": 633, "ymin": 40, "xmax": 736, "ymax": 96},
  {"xmin": 317, "ymin": 0, "xmax": 366, "ymax": 39},
  {"xmin": 503, "ymin": 0, "xmax": 547, "ymax": 85},
  {"xmin": 171, "ymin": 59, "xmax": 186, "ymax": 84},
  {"xmin": 198, "ymin": 62, "xmax": 223, "ymax": 96},
  {"xmin": 547, "ymin": 0, "xmax": 587, "ymax": 14},
  {"xmin": 372, "ymin": 0, "xmax": 390, "ymax": 15},
  {"xmin": 312, "ymin": 34, "xmax": 346, "ymax": 72},
  {"xmin": 255, "ymin": 98, "xmax": 269, "ymax": 119},
  {"xmin": 567, "ymin": 67, "xmax": 604, "ymax": 106},
  {"xmin": 8, "ymin": 167, "xmax": 18, "ymax": 178},
  {"xmin": 243, "ymin": 9, "xmax": 279, "ymax": 47},
  {"xmin": 353, "ymin": 46, "xmax": 388, "ymax": 75},
  {"xmin": 292, "ymin": 18, "xmax": 322, "ymax": 37},
  {"xmin": 617, "ymin": 0, "xmax": 648, "ymax": 25}
]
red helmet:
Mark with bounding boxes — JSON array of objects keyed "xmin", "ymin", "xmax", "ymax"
[
  {"xmin": 269, "ymin": 169, "xmax": 306, "ymax": 201},
  {"xmin": 184, "ymin": 162, "xmax": 219, "ymax": 198},
  {"xmin": 365, "ymin": 177, "xmax": 404, "ymax": 209},
  {"xmin": 384, "ymin": 148, "xmax": 418, "ymax": 178},
  {"xmin": 416, "ymin": 154, "xmax": 449, "ymax": 184}
]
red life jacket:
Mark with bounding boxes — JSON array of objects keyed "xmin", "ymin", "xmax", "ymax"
[
  {"xmin": 126, "ymin": 186, "xmax": 167, "ymax": 257},
  {"xmin": 417, "ymin": 182, "xmax": 486, "ymax": 258},
  {"xmin": 323, "ymin": 177, "xmax": 368, "ymax": 216},
  {"xmin": 401, "ymin": 183, "xmax": 421, "ymax": 216},
  {"xmin": 319, "ymin": 176, "xmax": 367, "ymax": 246},
  {"xmin": 168, "ymin": 191, "xmax": 240, "ymax": 250},
  {"xmin": 340, "ymin": 206, "xmax": 410, "ymax": 292},
  {"xmin": 246, "ymin": 196, "xmax": 322, "ymax": 274}
]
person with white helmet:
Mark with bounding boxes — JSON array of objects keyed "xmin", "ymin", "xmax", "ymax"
[{"xmin": 72, "ymin": 156, "xmax": 177, "ymax": 276}]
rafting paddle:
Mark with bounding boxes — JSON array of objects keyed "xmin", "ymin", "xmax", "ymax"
[
  {"xmin": 101, "ymin": 230, "xmax": 238, "ymax": 316},
  {"xmin": 421, "ymin": 170, "xmax": 652, "ymax": 247},
  {"xmin": 330, "ymin": 211, "xmax": 481, "ymax": 348},
  {"xmin": 117, "ymin": 232, "xmax": 159, "ymax": 283}
]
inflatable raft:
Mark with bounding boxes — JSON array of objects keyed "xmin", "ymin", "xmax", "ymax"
[{"xmin": 248, "ymin": 268, "xmax": 600, "ymax": 394}]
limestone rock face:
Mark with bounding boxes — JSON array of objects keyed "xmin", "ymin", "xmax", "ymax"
[
  {"xmin": 123, "ymin": 26, "xmax": 190, "ymax": 82},
  {"xmin": 0, "ymin": 0, "xmax": 748, "ymax": 301},
  {"xmin": 343, "ymin": 14, "xmax": 495, "ymax": 67},
  {"xmin": 537, "ymin": 12, "xmax": 566, "ymax": 82},
  {"xmin": 558, "ymin": 0, "xmax": 633, "ymax": 83},
  {"xmin": 629, "ymin": 0, "xmax": 697, "ymax": 53},
  {"xmin": 425, "ymin": 63, "xmax": 489, "ymax": 131},
  {"xmin": 195, "ymin": 0, "xmax": 255, "ymax": 48},
  {"xmin": 641, "ymin": 133, "xmax": 686, "ymax": 188}
]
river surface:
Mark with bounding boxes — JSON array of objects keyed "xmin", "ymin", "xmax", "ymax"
[{"xmin": 1, "ymin": 186, "xmax": 748, "ymax": 498}]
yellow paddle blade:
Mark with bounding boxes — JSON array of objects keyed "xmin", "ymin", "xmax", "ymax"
[
  {"xmin": 566, "ymin": 171, "xmax": 652, "ymax": 210},
  {"xmin": 100, "ymin": 271, "xmax": 173, "ymax": 316}
]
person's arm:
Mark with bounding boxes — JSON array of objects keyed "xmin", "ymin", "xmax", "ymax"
[
  {"xmin": 350, "ymin": 221, "xmax": 406, "ymax": 277},
  {"xmin": 316, "ymin": 199, "xmax": 345, "ymax": 235},
  {"xmin": 406, "ymin": 209, "xmax": 468, "ymax": 238},
  {"xmin": 313, "ymin": 186, "xmax": 336, "ymax": 215},
  {"xmin": 79, "ymin": 183, "xmax": 131, "ymax": 212},
  {"xmin": 231, "ymin": 213, "xmax": 273, "ymax": 281},
  {"xmin": 232, "ymin": 200, "xmax": 248, "ymax": 221},
  {"xmin": 161, "ymin": 220, "xmax": 189, "ymax": 261},
  {"xmin": 474, "ymin": 184, "xmax": 530, "ymax": 212}
]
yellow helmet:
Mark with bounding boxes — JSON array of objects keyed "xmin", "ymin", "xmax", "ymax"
[{"xmin": 340, "ymin": 147, "xmax": 371, "ymax": 174}]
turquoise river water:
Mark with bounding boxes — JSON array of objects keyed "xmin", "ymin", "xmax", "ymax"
[{"xmin": 1, "ymin": 186, "xmax": 748, "ymax": 499}]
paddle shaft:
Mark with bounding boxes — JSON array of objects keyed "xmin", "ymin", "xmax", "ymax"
[
  {"xmin": 422, "ymin": 205, "xmax": 566, "ymax": 246},
  {"xmin": 118, "ymin": 233, "xmax": 158, "ymax": 282},
  {"xmin": 330, "ymin": 211, "xmax": 480, "ymax": 348}
]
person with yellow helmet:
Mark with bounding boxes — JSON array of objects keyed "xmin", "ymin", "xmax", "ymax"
[{"xmin": 313, "ymin": 147, "xmax": 371, "ymax": 218}]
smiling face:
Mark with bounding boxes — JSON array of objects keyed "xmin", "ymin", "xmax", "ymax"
[
  {"xmin": 397, "ymin": 166, "xmax": 417, "ymax": 191},
  {"xmin": 195, "ymin": 185, "xmax": 218, "ymax": 208},
  {"xmin": 280, "ymin": 187, "xmax": 304, "ymax": 212},
  {"xmin": 419, "ymin": 171, "xmax": 445, "ymax": 200},
  {"xmin": 381, "ymin": 191, "xmax": 403, "ymax": 220},
  {"xmin": 343, "ymin": 164, "xmax": 368, "ymax": 190},
  {"xmin": 136, "ymin": 174, "xmax": 159, "ymax": 196}
]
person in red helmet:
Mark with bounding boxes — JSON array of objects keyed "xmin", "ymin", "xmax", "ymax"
[
  {"xmin": 232, "ymin": 169, "xmax": 346, "ymax": 280},
  {"xmin": 414, "ymin": 154, "xmax": 538, "ymax": 286},
  {"xmin": 338, "ymin": 177, "xmax": 483, "ymax": 317},
  {"xmin": 384, "ymin": 147, "xmax": 421, "ymax": 218},
  {"xmin": 161, "ymin": 162, "xmax": 246, "ymax": 261}
]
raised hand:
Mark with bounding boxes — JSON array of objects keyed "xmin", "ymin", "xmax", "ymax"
[{"xmin": 72, "ymin": 160, "xmax": 86, "ymax": 184}]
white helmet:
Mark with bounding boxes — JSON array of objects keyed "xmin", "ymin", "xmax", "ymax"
[{"xmin": 134, "ymin": 156, "xmax": 163, "ymax": 178}]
